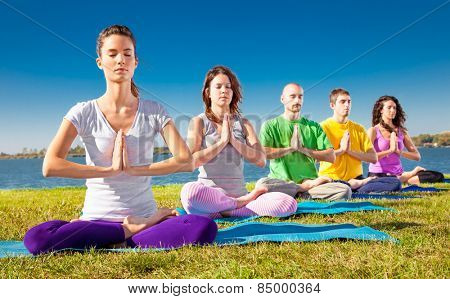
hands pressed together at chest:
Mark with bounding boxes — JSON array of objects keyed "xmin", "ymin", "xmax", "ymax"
[
  {"xmin": 334, "ymin": 130, "xmax": 377, "ymax": 164},
  {"xmin": 111, "ymin": 129, "xmax": 137, "ymax": 176},
  {"xmin": 289, "ymin": 124, "xmax": 312, "ymax": 157},
  {"xmin": 217, "ymin": 114, "xmax": 240, "ymax": 148},
  {"xmin": 188, "ymin": 113, "xmax": 266, "ymax": 168},
  {"xmin": 388, "ymin": 131, "xmax": 402, "ymax": 155}
]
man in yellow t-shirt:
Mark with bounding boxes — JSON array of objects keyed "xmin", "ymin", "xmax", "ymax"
[{"xmin": 319, "ymin": 88, "xmax": 378, "ymax": 190}]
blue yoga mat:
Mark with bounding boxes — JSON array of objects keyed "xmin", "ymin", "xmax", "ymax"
[
  {"xmin": 352, "ymin": 184, "xmax": 448, "ymax": 200},
  {"xmin": 444, "ymin": 178, "xmax": 450, "ymax": 183},
  {"xmin": 0, "ymin": 222, "xmax": 396, "ymax": 258},
  {"xmin": 400, "ymin": 185, "xmax": 447, "ymax": 192},
  {"xmin": 176, "ymin": 201, "xmax": 393, "ymax": 224}
]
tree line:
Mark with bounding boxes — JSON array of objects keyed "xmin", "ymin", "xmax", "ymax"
[
  {"xmin": 411, "ymin": 132, "xmax": 449, "ymax": 147},
  {"xmin": 0, "ymin": 145, "xmax": 170, "ymax": 159},
  {"xmin": 1, "ymin": 132, "xmax": 448, "ymax": 159}
]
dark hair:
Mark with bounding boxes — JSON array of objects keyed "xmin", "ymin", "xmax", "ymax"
[
  {"xmin": 202, "ymin": 65, "xmax": 242, "ymax": 123},
  {"xmin": 372, "ymin": 95, "xmax": 407, "ymax": 133},
  {"xmin": 329, "ymin": 88, "xmax": 350, "ymax": 104},
  {"xmin": 96, "ymin": 25, "xmax": 139, "ymax": 98}
]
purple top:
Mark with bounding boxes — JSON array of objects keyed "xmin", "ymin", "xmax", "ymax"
[{"xmin": 368, "ymin": 126, "xmax": 404, "ymax": 175}]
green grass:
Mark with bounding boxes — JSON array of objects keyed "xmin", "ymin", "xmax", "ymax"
[{"xmin": 0, "ymin": 182, "xmax": 449, "ymax": 279}]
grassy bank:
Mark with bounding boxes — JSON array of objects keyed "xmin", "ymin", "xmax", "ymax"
[{"xmin": 0, "ymin": 182, "xmax": 449, "ymax": 279}]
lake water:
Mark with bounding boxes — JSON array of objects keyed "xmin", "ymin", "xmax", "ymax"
[{"xmin": 0, "ymin": 148, "xmax": 449, "ymax": 189}]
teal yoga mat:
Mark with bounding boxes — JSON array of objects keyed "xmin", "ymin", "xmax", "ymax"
[
  {"xmin": 352, "ymin": 193, "xmax": 416, "ymax": 199},
  {"xmin": 0, "ymin": 222, "xmax": 395, "ymax": 258},
  {"xmin": 176, "ymin": 201, "xmax": 393, "ymax": 224},
  {"xmin": 214, "ymin": 222, "xmax": 397, "ymax": 245}
]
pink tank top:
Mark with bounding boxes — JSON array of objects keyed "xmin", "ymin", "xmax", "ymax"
[{"xmin": 368, "ymin": 126, "xmax": 404, "ymax": 176}]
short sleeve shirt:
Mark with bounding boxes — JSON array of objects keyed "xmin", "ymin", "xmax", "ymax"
[
  {"xmin": 318, "ymin": 118, "xmax": 373, "ymax": 180},
  {"xmin": 259, "ymin": 115, "xmax": 332, "ymax": 183},
  {"xmin": 64, "ymin": 99, "xmax": 171, "ymax": 221}
]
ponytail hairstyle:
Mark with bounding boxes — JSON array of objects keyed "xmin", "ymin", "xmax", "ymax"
[
  {"xmin": 372, "ymin": 95, "xmax": 407, "ymax": 133},
  {"xmin": 96, "ymin": 25, "xmax": 139, "ymax": 98},
  {"xmin": 201, "ymin": 65, "xmax": 242, "ymax": 123}
]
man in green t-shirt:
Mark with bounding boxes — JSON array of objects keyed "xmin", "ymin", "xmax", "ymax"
[{"xmin": 256, "ymin": 83, "xmax": 352, "ymax": 200}]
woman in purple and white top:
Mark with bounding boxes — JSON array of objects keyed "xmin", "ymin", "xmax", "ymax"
[
  {"xmin": 367, "ymin": 95, "xmax": 443, "ymax": 184},
  {"xmin": 180, "ymin": 66, "xmax": 297, "ymax": 219},
  {"xmin": 23, "ymin": 25, "xmax": 217, "ymax": 255}
]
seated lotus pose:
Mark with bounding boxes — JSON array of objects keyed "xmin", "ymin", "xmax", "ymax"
[
  {"xmin": 23, "ymin": 25, "xmax": 217, "ymax": 255},
  {"xmin": 318, "ymin": 88, "xmax": 401, "ymax": 192},
  {"xmin": 180, "ymin": 66, "xmax": 297, "ymax": 219},
  {"xmin": 255, "ymin": 83, "xmax": 352, "ymax": 200},
  {"xmin": 367, "ymin": 95, "xmax": 444, "ymax": 184}
]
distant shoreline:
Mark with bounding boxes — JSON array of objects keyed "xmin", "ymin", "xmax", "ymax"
[
  {"xmin": 418, "ymin": 145, "xmax": 450, "ymax": 149},
  {"xmin": 0, "ymin": 146, "xmax": 448, "ymax": 160},
  {"xmin": 2, "ymin": 132, "xmax": 447, "ymax": 159},
  {"xmin": 0, "ymin": 153, "xmax": 173, "ymax": 160},
  {"xmin": 0, "ymin": 147, "xmax": 171, "ymax": 160},
  {"xmin": 0, "ymin": 154, "xmax": 84, "ymax": 160}
]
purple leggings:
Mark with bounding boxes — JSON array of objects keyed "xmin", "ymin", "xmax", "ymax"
[{"xmin": 24, "ymin": 214, "xmax": 217, "ymax": 255}]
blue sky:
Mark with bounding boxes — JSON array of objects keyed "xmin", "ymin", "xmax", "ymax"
[{"xmin": 0, "ymin": 0, "xmax": 449, "ymax": 154}]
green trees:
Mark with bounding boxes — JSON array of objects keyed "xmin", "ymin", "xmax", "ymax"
[{"xmin": 411, "ymin": 132, "xmax": 449, "ymax": 147}]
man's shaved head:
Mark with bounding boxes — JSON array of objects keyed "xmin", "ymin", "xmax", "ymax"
[
  {"xmin": 282, "ymin": 83, "xmax": 303, "ymax": 96},
  {"xmin": 281, "ymin": 83, "xmax": 304, "ymax": 114}
]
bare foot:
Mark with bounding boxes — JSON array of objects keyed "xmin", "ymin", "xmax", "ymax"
[
  {"xmin": 319, "ymin": 176, "xmax": 333, "ymax": 183},
  {"xmin": 217, "ymin": 187, "xmax": 268, "ymax": 217},
  {"xmin": 122, "ymin": 208, "xmax": 178, "ymax": 237},
  {"xmin": 123, "ymin": 215, "xmax": 148, "ymax": 225},
  {"xmin": 362, "ymin": 176, "xmax": 376, "ymax": 183},
  {"xmin": 348, "ymin": 176, "xmax": 377, "ymax": 189},
  {"xmin": 122, "ymin": 217, "xmax": 148, "ymax": 236},
  {"xmin": 249, "ymin": 186, "xmax": 269, "ymax": 198},
  {"xmin": 414, "ymin": 166, "xmax": 426, "ymax": 174},
  {"xmin": 125, "ymin": 208, "xmax": 178, "ymax": 225},
  {"xmin": 233, "ymin": 186, "xmax": 268, "ymax": 208},
  {"xmin": 299, "ymin": 176, "xmax": 332, "ymax": 191},
  {"xmin": 415, "ymin": 166, "xmax": 426, "ymax": 171}
]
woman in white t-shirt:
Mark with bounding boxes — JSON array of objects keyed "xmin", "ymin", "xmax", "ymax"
[{"xmin": 23, "ymin": 25, "xmax": 217, "ymax": 255}]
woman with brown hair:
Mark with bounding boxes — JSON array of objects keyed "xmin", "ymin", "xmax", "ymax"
[
  {"xmin": 367, "ymin": 95, "xmax": 444, "ymax": 184},
  {"xmin": 23, "ymin": 25, "xmax": 217, "ymax": 255},
  {"xmin": 180, "ymin": 66, "xmax": 297, "ymax": 219}
]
